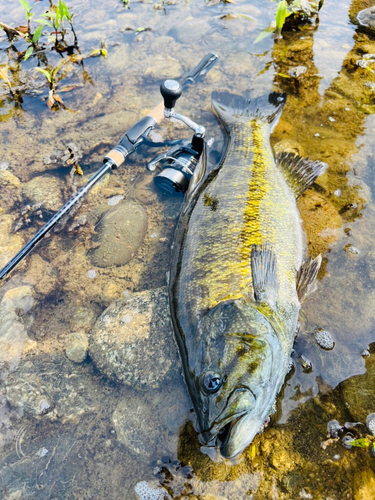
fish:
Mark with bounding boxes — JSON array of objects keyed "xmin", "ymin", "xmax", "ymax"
[{"xmin": 169, "ymin": 90, "xmax": 328, "ymax": 459}]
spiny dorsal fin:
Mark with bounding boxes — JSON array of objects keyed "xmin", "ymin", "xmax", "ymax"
[
  {"xmin": 276, "ymin": 152, "xmax": 328, "ymax": 199},
  {"xmin": 250, "ymin": 244, "xmax": 278, "ymax": 308},
  {"xmin": 296, "ymin": 255, "xmax": 322, "ymax": 303}
]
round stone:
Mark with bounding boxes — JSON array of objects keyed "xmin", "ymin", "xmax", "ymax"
[
  {"xmin": 90, "ymin": 201, "xmax": 147, "ymax": 267},
  {"xmin": 89, "ymin": 287, "xmax": 179, "ymax": 389},
  {"xmin": 65, "ymin": 332, "xmax": 89, "ymax": 364},
  {"xmin": 314, "ymin": 329, "xmax": 335, "ymax": 350}
]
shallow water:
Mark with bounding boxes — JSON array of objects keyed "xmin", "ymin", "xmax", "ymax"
[{"xmin": 1, "ymin": 0, "xmax": 375, "ymax": 497}]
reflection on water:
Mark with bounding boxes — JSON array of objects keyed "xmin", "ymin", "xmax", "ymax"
[{"xmin": 1, "ymin": 0, "xmax": 375, "ymax": 497}]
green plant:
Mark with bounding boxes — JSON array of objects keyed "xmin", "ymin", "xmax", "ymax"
[{"xmin": 254, "ymin": 0, "xmax": 324, "ymax": 44}]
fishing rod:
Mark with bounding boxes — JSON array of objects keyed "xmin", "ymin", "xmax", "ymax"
[{"xmin": 0, "ymin": 53, "xmax": 218, "ymax": 281}]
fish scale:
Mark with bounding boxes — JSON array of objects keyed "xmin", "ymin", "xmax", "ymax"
[{"xmin": 177, "ymin": 119, "xmax": 302, "ymax": 323}]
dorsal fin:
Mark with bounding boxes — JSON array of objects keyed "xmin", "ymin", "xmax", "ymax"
[
  {"xmin": 276, "ymin": 152, "xmax": 328, "ymax": 199},
  {"xmin": 250, "ymin": 244, "xmax": 278, "ymax": 308}
]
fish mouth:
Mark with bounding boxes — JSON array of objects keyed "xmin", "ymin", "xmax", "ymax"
[
  {"xmin": 216, "ymin": 412, "xmax": 246, "ymax": 450},
  {"xmin": 198, "ymin": 386, "xmax": 257, "ymax": 457}
]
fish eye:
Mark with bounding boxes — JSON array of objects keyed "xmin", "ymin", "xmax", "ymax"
[{"xmin": 202, "ymin": 371, "xmax": 222, "ymax": 394}]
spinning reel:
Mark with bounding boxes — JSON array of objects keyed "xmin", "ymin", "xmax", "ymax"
[{"xmin": 147, "ymin": 80, "xmax": 206, "ymax": 194}]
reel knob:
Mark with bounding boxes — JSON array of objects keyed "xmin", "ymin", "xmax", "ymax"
[{"xmin": 160, "ymin": 80, "xmax": 182, "ymax": 110}]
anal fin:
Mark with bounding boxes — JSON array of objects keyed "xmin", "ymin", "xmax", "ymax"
[
  {"xmin": 296, "ymin": 255, "xmax": 322, "ymax": 302},
  {"xmin": 276, "ymin": 152, "xmax": 328, "ymax": 199},
  {"xmin": 250, "ymin": 244, "xmax": 278, "ymax": 308}
]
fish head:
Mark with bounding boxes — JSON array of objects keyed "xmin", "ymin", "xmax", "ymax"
[{"xmin": 188, "ymin": 297, "xmax": 286, "ymax": 459}]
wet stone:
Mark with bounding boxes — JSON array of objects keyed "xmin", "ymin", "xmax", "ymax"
[
  {"xmin": 6, "ymin": 376, "xmax": 53, "ymax": 417},
  {"xmin": 65, "ymin": 332, "xmax": 89, "ymax": 364},
  {"xmin": 341, "ymin": 344, "xmax": 375, "ymax": 422},
  {"xmin": 314, "ymin": 329, "xmax": 335, "ymax": 350},
  {"xmin": 112, "ymin": 394, "xmax": 161, "ymax": 458},
  {"xmin": 358, "ymin": 6, "xmax": 375, "ymax": 29},
  {"xmin": 23, "ymin": 175, "xmax": 64, "ymax": 212},
  {"xmin": 90, "ymin": 201, "xmax": 147, "ymax": 267},
  {"xmin": 4, "ymin": 353, "xmax": 101, "ymax": 423},
  {"xmin": 366, "ymin": 413, "xmax": 375, "ymax": 435},
  {"xmin": 89, "ymin": 287, "xmax": 179, "ymax": 388},
  {"xmin": 327, "ymin": 419, "xmax": 343, "ymax": 438},
  {"xmin": 0, "ymin": 286, "xmax": 36, "ymax": 378}
]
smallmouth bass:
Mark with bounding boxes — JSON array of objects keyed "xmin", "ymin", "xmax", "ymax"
[{"xmin": 169, "ymin": 91, "xmax": 327, "ymax": 458}]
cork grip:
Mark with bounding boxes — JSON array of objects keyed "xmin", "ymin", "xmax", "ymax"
[
  {"xmin": 147, "ymin": 101, "xmax": 165, "ymax": 124},
  {"xmin": 105, "ymin": 149, "xmax": 125, "ymax": 168}
]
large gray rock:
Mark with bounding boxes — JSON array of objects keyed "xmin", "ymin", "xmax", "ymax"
[
  {"xmin": 90, "ymin": 201, "xmax": 147, "ymax": 267},
  {"xmin": 89, "ymin": 287, "xmax": 180, "ymax": 389}
]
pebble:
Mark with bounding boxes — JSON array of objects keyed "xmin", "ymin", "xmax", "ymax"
[
  {"xmin": 90, "ymin": 201, "xmax": 147, "ymax": 267},
  {"xmin": 107, "ymin": 195, "xmax": 124, "ymax": 206},
  {"xmin": 65, "ymin": 332, "xmax": 89, "ymax": 363},
  {"xmin": 344, "ymin": 244, "xmax": 360, "ymax": 255},
  {"xmin": 327, "ymin": 419, "xmax": 343, "ymax": 438},
  {"xmin": 87, "ymin": 269, "xmax": 96, "ymax": 279},
  {"xmin": 288, "ymin": 66, "xmax": 307, "ymax": 78},
  {"xmin": 0, "ymin": 161, "xmax": 9, "ymax": 170},
  {"xmin": 89, "ymin": 287, "xmax": 179, "ymax": 388},
  {"xmin": 299, "ymin": 354, "xmax": 312, "ymax": 373},
  {"xmin": 366, "ymin": 413, "xmax": 375, "ymax": 435},
  {"xmin": 342, "ymin": 435, "xmax": 354, "ymax": 449},
  {"xmin": 314, "ymin": 329, "xmax": 335, "ymax": 350}
]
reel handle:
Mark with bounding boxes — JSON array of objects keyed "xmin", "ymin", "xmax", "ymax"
[{"xmin": 160, "ymin": 80, "xmax": 182, "ymax": 110}]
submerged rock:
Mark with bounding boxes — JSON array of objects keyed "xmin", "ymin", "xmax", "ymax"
[
  {"xmin": 23, "ymin": 175, "xmax": 64, "ymax": 212},
  {"xmin": 0, "ymin": 286, "xmax": 36, "ymax": 377},
  {"xmin": 314, "ymin": 329, "xmax": 335, "ymax": 350},
  {"xmin": 341, "ymin": 344, "xmax": 375, "ymax": 422},
  {"xmin": 112, "ymin": 394, "xmax": 161, "ymax": 458},
  {"xmin": 65, "ymin": 332, "xmax": 89, "ymax": 363},
  {"xmin": 4, "ymin": 352, "xmax": 100, "ymax": 423},
  {"xmin": 90, "ymin": 201, "xmax": 147, "ymax": 267},
  {"xmin": 6, "ymin": 375, "xmax": 53, "ymax": 417},
  {"xmin": 357, "ymin": 6, "xmax": 375, "ymax": 29},
  {"xmin": 89, "ymin": 287, "xmax": 179, "ymax": 388},
  {"xmin": 0, "ymin": 214, "xmax": 24, "ymax": 270}
]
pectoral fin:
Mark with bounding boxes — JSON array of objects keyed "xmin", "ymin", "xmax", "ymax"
[
  {"xmin": 296, "ymin": 255, "xmax": 322, "ymax": 302},
  {"xmin": 250, "ymin": 244, "xmax": 278, "ymax": 308},
  {"xmin": 276, "ymin": 152, "xmax": 328, "ymax": 199}
]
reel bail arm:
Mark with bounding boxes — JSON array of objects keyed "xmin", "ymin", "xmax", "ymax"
[{"xmin": 147, "ymin": 79, "xmax": 207, "ymax": 194}]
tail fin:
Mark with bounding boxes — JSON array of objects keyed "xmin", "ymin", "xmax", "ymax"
[{"xmin": 211, "ymin": 91, "xmax": 286, "ymax": 132}]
